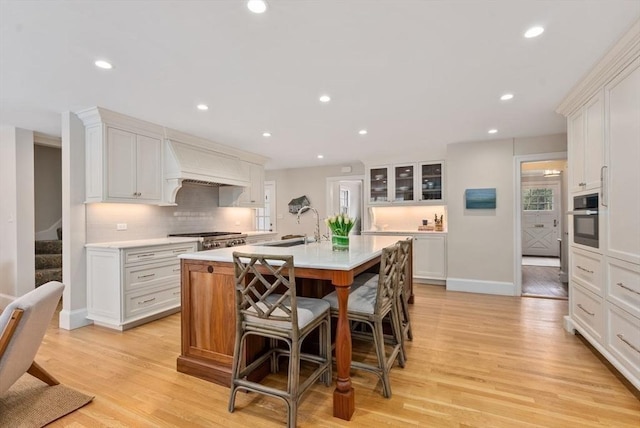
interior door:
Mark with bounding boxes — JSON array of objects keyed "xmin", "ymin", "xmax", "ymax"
[{"xmin": 522, "ymin": 183, "xmax": 560, "ymax": 257}]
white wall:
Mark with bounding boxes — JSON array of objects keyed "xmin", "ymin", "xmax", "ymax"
[
  {"xmin": 446, "ymin": 134, "xmax": 566, "ymax": 295},
  {"xmin": 85, "ymin": 182, "xmax": 255, "ymax": 243},
  {"xmin": 266, "ymin": 163, "xmax": 365, "ymax": 238},
  {"xmin": 0, "ymin": 126, "xmax": 35, "ymax": 306},
  {"xmin": 34, "ymin": 145, "xmax": 62, "ymax": 237}
]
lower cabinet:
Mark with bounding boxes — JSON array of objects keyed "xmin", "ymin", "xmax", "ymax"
[
  {"xmin": 413, "ymin": 234, "xmax": 447, "ymax": 281},
  {"xmin": 86, "ymin": 241, "xmax": 197, "ymax": 330},
  {"xmin": 567, "ymin": 245, "xmax": 640, "ymax": 390}
]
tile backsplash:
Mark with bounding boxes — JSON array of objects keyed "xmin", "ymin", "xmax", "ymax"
[{"xmin": 86, "ymin": 182, "xmax": 254, "ymax": 243}]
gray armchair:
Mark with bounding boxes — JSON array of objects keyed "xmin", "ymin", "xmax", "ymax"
[{"xmin": 0, "ymin": 281, "xmax": 64, "ymax": 395}]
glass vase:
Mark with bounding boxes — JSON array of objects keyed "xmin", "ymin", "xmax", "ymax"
[{"xmin": 331, "ymin": 235, "xmax": 350, "ymax": 251}]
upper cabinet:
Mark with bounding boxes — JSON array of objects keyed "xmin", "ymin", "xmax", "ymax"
[
  {"xmin": 79, "ymin": 108, "xmax": 164, "ymax": 204},
  {"xmin": 568, "ymin": 90, "xmax": 604, "ymax": 193},
  {"xmin": 367, "ymin": 161, "xmax": 444, "ymax": 205},
  {"xmin": 219, "ymin": 162, "xmax": 265, "ymax": 208}
]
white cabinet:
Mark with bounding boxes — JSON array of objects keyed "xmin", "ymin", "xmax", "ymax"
[
  {"xmin": 604, "ymin": 58, "xmax": 640, "ymax": 265},
  {"xmin": 219, "ymin": 162, "xmax": 265, "ymax": 208},
  {"xmin": 568, "ymin": 91, "xmax": 604, "ymax": 193},
  {"xmin": 79, "ymin": 107, "xmax": 164, "ymax": 204},
  {"xmin": 560, "ymin": 30, "xmax": 640, "ymax": 391},
  {"xmin": 367, "ymin": 161, "xmax": 444, "ymax": 205},
  {"xmin": 86, "ymin": 241, "xmax": 197, "ymax": 330},
  {"xmin": 413, "ymin": 234, "xmax": 447, "ymax": 281}
]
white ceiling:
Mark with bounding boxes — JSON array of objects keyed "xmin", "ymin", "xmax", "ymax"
[{"xmin": 1, "ymin": 1, "xmax": 638, "ymax": 170}]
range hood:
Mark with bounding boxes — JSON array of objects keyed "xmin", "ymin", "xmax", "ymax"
[{"xmin": 162, "ymin": 139, "xmax": 251, "ymax": 205}]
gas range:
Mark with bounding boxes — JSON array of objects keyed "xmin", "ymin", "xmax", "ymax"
[{"xmin": 167, "ymin": 231, "xmax": 247, "ymax": 250}]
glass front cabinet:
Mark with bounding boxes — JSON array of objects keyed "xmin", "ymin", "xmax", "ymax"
[{"xmin": 367, "ymin": 161, "xmax": 444, "ymax": 205}]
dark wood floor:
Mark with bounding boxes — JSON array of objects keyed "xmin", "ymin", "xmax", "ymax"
[{"xmin": 522, "ymin": 265, "xmax": 568, "ymax": 299}]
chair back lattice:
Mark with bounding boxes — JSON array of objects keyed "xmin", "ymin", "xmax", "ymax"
[
  {"xmin": 374, "ymin": 244, "xmax": 399, "ymax": 314},
  {"xmin": 232, "ymin": 252, "xmax": 298, "ymax": 327},
  {"xmin": 397, "ymin": 238, "xmax": 412, "ymax": 291}
]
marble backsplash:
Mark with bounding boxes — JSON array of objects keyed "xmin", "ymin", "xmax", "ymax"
[{"xmin": 86, "ymin": 182, "xmax": 254, "ymax": 243}]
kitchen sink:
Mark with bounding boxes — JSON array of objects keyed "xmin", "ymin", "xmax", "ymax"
[{"xmin": 258, "ymin": 239, "xmax": 306, "ymax": 248}]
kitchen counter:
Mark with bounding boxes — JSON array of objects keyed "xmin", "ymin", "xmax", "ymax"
[
  {"xmin": 179, "ymin": 235, "xmax": 406, "ymax": 270},
  {"xmin": 243, "ymin": 231, "xmax": 278, "ymax": 238},
  {"xmin": 85, "ymin": 237, "xmax": 200, "ymax": 249},
  {"xmin": 362, "ymin": 229, "xmax": 447, "ymax": 235}
]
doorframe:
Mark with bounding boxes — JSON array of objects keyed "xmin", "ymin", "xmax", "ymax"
[
  {"xmin": 513, "ymin": 152, "xmax": 567, "ymax": 296},
  {"xmin": 326, "ymin": 175, "xmax": 364, "ymax": 233}
]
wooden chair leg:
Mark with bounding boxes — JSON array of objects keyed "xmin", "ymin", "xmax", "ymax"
[{"xmin": 27, "ymin": 361, "xmax": 59, "ymax": 386}]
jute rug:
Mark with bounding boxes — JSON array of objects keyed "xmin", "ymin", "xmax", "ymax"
[{"xmin": 0, "ymin": 374, "xmax": 93, "ymax": 427}]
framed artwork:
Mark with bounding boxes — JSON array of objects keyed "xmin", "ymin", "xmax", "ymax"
[{"xmin": 465, "ymin": 188, "xmax": 496, "ymax": 209}]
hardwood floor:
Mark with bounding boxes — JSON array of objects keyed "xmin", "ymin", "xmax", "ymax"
[{"xmin": 35, "ymin": 285, "xmax": 639, "ymax": 427}]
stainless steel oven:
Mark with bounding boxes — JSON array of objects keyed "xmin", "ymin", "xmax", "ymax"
[{"xmin": 570, "ymin": 193, "xmax": 599, "ymax": 248}]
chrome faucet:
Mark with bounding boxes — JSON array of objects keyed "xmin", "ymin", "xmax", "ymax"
[{"xmin": 297, "ymin": 206, "xmax": 321, "ymax": 243}]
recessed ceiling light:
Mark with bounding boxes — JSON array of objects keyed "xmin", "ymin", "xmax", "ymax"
[
  {"xmin": 319, "ymin": 95, "xmax": 331, "ymax": 103},
  {"xmin": 488, "ymin": 129, "xmax": 498, "ymax": 134},
  {"xmin": 317, "ymin": 154, "xmax": 324, "ymax": 159},
  {"xmin": 524, "ymin": 26, "xmax": 544, "ymax": 38},
  {"xmin": 500, "ymin": 93, "xmax": 514, "ymax": 101},
  {"xmin": 94, "ymin": 60, "xmax": 113, "ymax": 69},
  {"xmin": 358, "ymin": 129, "xmax": 368, "ymax": 135},
  {"xmin": 247, "ymin": 0, "xmax": 267, "ymax": 14},
  {"xmin": 196, "ymin": 104, "xmax": 209, "ymax": 111},
  {"xmin": 262, "ymin": 132, "xmax": 271, "ymax": 137}
]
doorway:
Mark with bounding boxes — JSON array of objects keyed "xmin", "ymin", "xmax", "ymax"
[
  {"xmin": 326, "ymin": 176, "xmax": 363, "ymax": 235},
  {"xmin": 514, "ymin": 155, "xmax": 568, "ymax": 299}
]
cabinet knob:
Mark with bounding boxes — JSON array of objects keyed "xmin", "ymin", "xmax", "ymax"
[{"xmin": 207, "ymin": 265, "xmax": 214, "ymax": 273}]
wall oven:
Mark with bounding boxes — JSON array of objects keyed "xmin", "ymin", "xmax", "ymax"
[{"xmin": 570, "ymin": 193, "xmax": 599, "ymax": 248}]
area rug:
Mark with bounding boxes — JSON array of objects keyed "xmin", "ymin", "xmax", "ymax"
[{"xmin": 0, "ymin": 374, "xmax": 93, "ymax": 427}]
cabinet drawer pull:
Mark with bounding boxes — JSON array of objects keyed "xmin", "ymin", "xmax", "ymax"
[
  {"xmin": 617, "ymin": 282, "xmax": 640, "ymax": 295},
  {"xmin": 616, "ymin": 334, "xmax": 640, "ymax": 354},
  {"xmin": 173, "ymin": 268, "xmax": 181, "ymax": 273},
  {"xmin": 136, "ymin": 253, "xmax": 155, "ymax": 258},
  {"xmin": 138, "ymin": 297, "xmax": 156, "ymax": 305},
  {"xmin": 137, "ymin": 273, "xmax": 155, "ymax": 279},
  {"xmin": 173, "ymin": 291, "xmax": 181, "ymax": 296},
  {"xmin": 173, "ymin": 249, "xmax": 186, "ymax": 253},
  {"xmin": 576, "ymin": 265, "xmax": 594, "ymax": 274},
  {"xmin": 577, "ymin": 304, "xmax": 595, "ymax": 316}
]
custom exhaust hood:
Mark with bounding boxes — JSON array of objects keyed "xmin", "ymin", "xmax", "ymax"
[{"xmin": 163, "ymin": 139, "xmax": 251, "ymax": 205}]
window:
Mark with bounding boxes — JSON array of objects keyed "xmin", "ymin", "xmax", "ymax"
[
  {"xmin": 255, "ymin": 181, "xmax": 275, "ymax": 231},
  {"xmin": 522, "ymin": 188, "xmax": 553, "ymax": 211},
  {"xmin": 339, "ymin": 187, "xmax": 350, "ymax": 215}
]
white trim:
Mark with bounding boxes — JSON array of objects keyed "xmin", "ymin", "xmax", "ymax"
[
  {"xmin": 514, "ymin": 152, "xmax": 567, "ymax": 297},
  {"xmin": 34, "ymin": 132, "xmax": 62, "ymax": 148},
  {"xmin": 446, "ymin": 277, "xmax": 515, "ymax": 296},
  {"xmin": 58, "ymin": 307, "xmax": 92, "ymax": 330}
]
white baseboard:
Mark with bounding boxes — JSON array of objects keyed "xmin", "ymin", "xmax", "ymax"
[
  {"xmin": 563, "ymin": 315, "xmax": 575, "ymax": 333},
  {"xmin": 446, "ymin": 277, "xmax": 516, "ymax": 296},
  {"xmin": 58, "ymin": 307, "xmax": 92, "ymax": 330}
]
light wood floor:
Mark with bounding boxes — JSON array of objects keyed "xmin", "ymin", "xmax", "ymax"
[{"xmin": 36, "ymin": 285, "xmax": 639, "ymax": 427}]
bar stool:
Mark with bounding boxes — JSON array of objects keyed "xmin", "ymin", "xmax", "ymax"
[
  {"xmin": 322, "ymin": 243, "xmax": 405, "ymax": 398},
  {"xmin": 228, "ymin": 252, "xmax": 332, "ymax": 428},
  {"xmin": 397, "ymin": 237, "xmax": 413, "ymax": 343}
]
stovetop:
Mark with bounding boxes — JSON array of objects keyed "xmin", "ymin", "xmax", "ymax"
[{"xmin": 168, "ymin": 231, "xmax": 247, "ymax": 249}]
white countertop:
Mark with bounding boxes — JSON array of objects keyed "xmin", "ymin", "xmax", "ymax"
[
  {"xmin": 179, "ymin": 235, "xmax": 409, "ymax": 271},
  {"xmin": 362, "ymin": 230, "xmax": 447, "ymax": 235},
  {"xmin": 85, "ymin": 237, "xmax": 200, "ymax": 249}
]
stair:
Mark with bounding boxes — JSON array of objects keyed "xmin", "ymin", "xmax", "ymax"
[{"xmin": 35, "ymin": 239, "xmax": 62, "ymax": 287}]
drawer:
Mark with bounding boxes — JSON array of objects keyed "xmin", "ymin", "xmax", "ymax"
[
  {"xmin": 606, "ymin": 257, "xmax": 640, "ymax": 318},
  {"xmin": 124, "ymin": 243, "xmax": 196, "ymax": 265},
  {"xmin": 606, "ymin": 303, "xmax": 640, "ymax": 381},
  {"xmin": 571, "ymin": 247, "xmax": 603, "ymax": 296},
  {"xmin": 124, "ymin": 260, "xmax": 181, "ymax": 292},
  {"xmin": 124, "ymin": 284, "xmax": 181, "ymax": 319},
  {"xmin": 572, "ymin": 284, "xmax": 604, "ymax": 342}
]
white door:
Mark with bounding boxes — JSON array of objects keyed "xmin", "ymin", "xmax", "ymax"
[{"xmin": 522, "ymin": 183, "xmax": 560, "ymax": 257}]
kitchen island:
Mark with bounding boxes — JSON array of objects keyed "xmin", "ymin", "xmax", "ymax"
[{"xmin": 176, "ymin": 235, "xmax": 411, "ymax": 421}]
